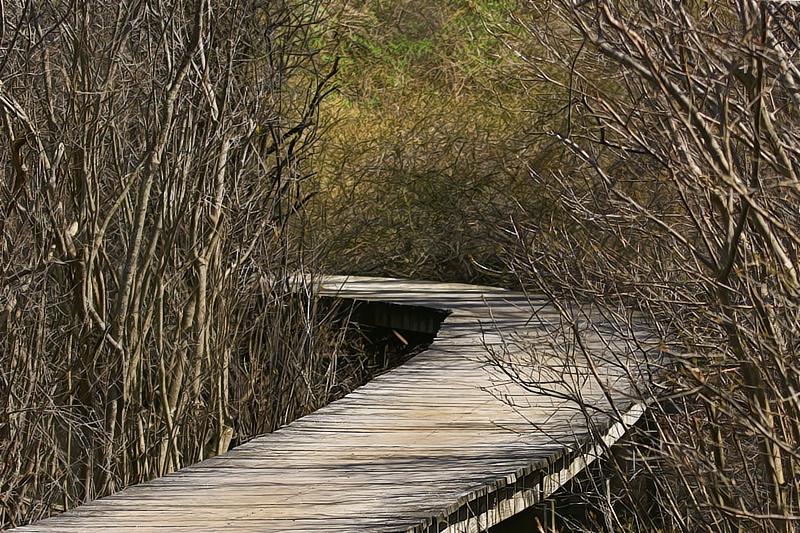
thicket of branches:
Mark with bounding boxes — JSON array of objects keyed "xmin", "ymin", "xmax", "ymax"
[
  {"xmin": 5, "ymin": 0, "xmax": 800, "ymax": 530},
  {"xmin": 498, "ymin": 0, "xmax": 800, "ymax": 530},
  {"xmin": 0, "ymin": 0, "xmax": 338, "ymax": 527}
]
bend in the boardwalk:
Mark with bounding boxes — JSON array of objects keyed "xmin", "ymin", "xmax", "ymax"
[{"xmin": 16, "ymin": 276, "xmax": 654, "ymax": 532}]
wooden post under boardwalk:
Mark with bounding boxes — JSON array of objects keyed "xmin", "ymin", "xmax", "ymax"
[{"xmin": 15, "ymin": 276, "xmax": 653, "ymax": 532}]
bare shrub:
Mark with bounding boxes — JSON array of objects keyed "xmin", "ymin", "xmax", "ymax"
[
  {"xmin": 0, "ymin": 0, "xmax": 336, "ymax": 527},
  {"xmin": 499, "ymin": 1, "xmax": 800, "ymax": 530}
]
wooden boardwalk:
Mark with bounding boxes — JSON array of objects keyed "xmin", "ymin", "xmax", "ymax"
[{"xmin": 16, "ymin": 276, "xmax": 651, "ymax": 532}]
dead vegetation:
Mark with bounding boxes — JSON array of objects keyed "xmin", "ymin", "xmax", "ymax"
[
  {"xmin": 0, "ymin": 0, "xmax": 337, "ymax": 527},
  {"xmin": 498, "ymin": 1, "xmax": 800, "ymax": 530}
]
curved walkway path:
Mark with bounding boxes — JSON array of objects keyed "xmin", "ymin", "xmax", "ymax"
[{"xmin": 18, "ymin": 276, "xmax": 652, "ymax": 532}]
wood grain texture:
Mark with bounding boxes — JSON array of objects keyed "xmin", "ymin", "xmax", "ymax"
[{"xmin": 15, "ymin": 276, "xmax": 653, "ymax": 532}]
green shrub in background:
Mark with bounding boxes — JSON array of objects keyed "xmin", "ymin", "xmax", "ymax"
[{"xmin": 310, "ymin": 0, "xmax": 564, "ymax": 283}]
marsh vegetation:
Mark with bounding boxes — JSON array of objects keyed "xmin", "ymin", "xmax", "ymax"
[{"xmin": 2, "ymin": 0, "xmax": 800, "ymax": 531}]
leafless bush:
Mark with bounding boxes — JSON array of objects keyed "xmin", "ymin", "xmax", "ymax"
[
  {"xmin": 0, "ymin": 0, "xmax": 337, "ymax": 527},
  {"xmin": 498, "ymin": 0, "xmax": 800, "ymax": 530}
]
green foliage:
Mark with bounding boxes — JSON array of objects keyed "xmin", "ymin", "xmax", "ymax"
[{"xmin": 310, "ymin": 0, "xmax": 562, "ymax": 283}]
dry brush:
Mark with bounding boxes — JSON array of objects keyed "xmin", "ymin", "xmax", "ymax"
[
  {"xmin": 0, "ymin": 0, "xmax": 337, "ymax": 527},
  {"xmin": 499, "ymin": 0, "xmax": 800, "ymax": 530}
]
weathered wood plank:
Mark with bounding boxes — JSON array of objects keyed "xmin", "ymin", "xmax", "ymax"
[{"xmin": 15, "ymin": 276, "xmax": 652, "ymax": 532}]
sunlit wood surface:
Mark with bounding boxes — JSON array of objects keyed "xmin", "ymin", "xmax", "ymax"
[{"xmin": 17, "ymin": 276, "xmax": 650, "ymax": 532}]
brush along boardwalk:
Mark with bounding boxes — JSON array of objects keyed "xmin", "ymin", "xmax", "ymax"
[{"xmin": 16, "ymin": 276, "xmax": 652, "ymax": 532}]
